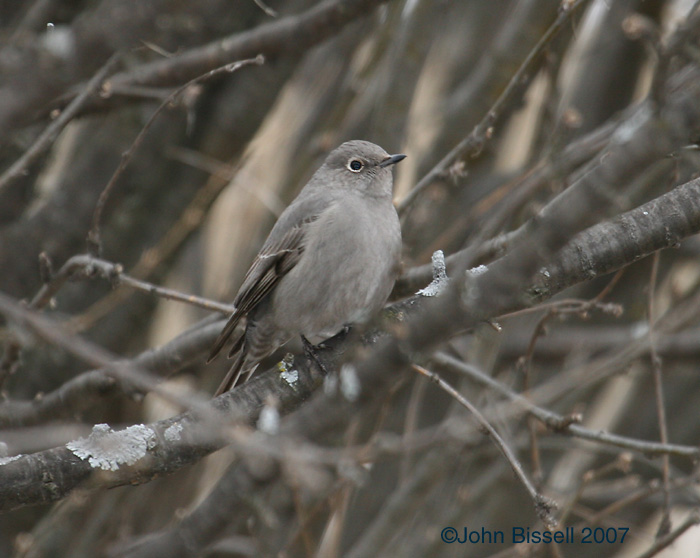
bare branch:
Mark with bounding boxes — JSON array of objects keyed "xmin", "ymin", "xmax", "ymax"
[
  {"xmin": 0, "ymin": 54, "xmax": 120, "ymax": 196},
  {"xmin": 87, "ymin": 56, "xmax": 264, "ymax": 255},
  {"xmin": 396, "ymin": 0, "xmax": 591, "ymax": 215},
  {"xmin": 413, "ymin": 363, "xmax": 558, "ymax": 529},
  {"xmin": 433, "ymin": 352, "xmax": 700, "ymax": 460}
]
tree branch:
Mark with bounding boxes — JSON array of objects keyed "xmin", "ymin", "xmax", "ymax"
[{"xmin": 50, "ymin": 0, "xmax": 393, "ymax": 119}]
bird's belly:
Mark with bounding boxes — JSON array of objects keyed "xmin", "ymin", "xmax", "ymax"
[{"xmin": 271, "ymin": 210, "xmax": 398, "ymax": 337}]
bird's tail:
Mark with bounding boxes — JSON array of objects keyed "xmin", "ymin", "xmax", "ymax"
[
  {"xmin": 212, "ymin": 320, "xmax": 276, "ymax": 395},
  {"xmin": 213, "ymin": 345, "xmax": 252, "ymax": 396},
  {"xmin": 207, "ymin": 310, "xmax": 242, "ymax": 364}
]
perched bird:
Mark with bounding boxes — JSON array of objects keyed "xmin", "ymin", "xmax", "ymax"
[{"xmin": 208, "ymin": 140, "xmax": 405, "ymax": 395}]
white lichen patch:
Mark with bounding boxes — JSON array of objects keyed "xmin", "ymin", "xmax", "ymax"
[
  {"xmin": 278, "ymin": 359, "xmax": 299, "ymax": 385},
  {"xmin": 468, "ymin": 264, "xmax": 488, "ymax": 276},
  {"xmin": 612, "ymin": 104, "xmax": 651, "ymax": 144},
  {"xmin": 66, "ymin": 423, "xmax": 156, "ymax": 471},
  {"xmin": 631, "ymin": 321, "xmax": 649, "ymax": 339},
  {"xmin": 257, "ymin": 404, "xmax": 280, "ymax": 435},
  {"xmin": 278, "ymin": 355, "xmax": 299, "ymax": 385},
  {"xmin": 164, "ymin": 423, "xmax": 183, "ymax": 442},
  {"xmin": 340, "ymin": 364, "xmax": 360, "ymax": 402},
  {"xmin": 417, "ymin": 250, "xmax": 449, "ymax": 297},
  {"xmin": 0, "ymin": 454, "xmax": 22, "ymax": 466},
  {"xmin": 281, "ymin": 368, "xmax": 299, "ymax": 384}
]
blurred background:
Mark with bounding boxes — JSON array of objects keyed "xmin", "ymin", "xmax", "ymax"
[{"xmin": 2, "ymin": 0, "xmax": 700, "ymax": 556}]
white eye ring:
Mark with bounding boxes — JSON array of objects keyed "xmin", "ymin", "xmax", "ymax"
[{"xmin": 347, "ymin": 159, "xmax": 364, "ymax": 173}]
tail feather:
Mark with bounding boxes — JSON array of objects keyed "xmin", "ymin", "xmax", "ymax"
[
  {"xmin": 207, "ymin": 311, "xmax": 242, "ymax": 363},
  {"xmin": 227, "ymin": 329, "xmax": 245, "ymax": 359},
  {"xmin": 212, "ymin": 319, "xmax": 279, "ymax": 396},
  {"xmin": 214, "ymin": 349, "xmax": 247, "ymax": 396}
]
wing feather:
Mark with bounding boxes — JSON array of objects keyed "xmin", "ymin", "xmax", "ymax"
[{"xmin": 206, "ymin": 216, "xmax": 316, "ymax": 363}]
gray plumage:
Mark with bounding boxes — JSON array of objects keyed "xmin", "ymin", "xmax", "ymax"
[{"xmin": 208, "ymin": 140, "xmax": 405, "ymax": 395}]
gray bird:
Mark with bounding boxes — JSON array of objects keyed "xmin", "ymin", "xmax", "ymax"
[{"xmin": 208, "ymin": 140, "xmax": 405, "ymax": 395}]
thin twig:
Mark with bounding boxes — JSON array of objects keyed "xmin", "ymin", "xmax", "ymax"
[
  {"xmin": 433, "ymin": 352, "xmax": 700, "ymax": 460},
  {"xmin": 71, "ymin": 148, "xmax": 252, "ymax": 333},
  {"xmin": 118, "ymin": 274, "xmax": 235, "ymax": 313},
  {"xmin": 399, "ymin": 374, "xmax": 429, "ymax": 485},
  {"xmin": 635, "ymin": 510, "xmax": 700, "ymax": 558},
  {"xmin": 592, "ymin": 268, "xmax": 625, "ymax": 304},
  {"xmin": 253, "ymin": 0, "xmax": 278, "ymax": 17},
  {"xmin": 166, "ymin": 145, "xmax": 285, "ymax": 216},
  {"xmin": 519, "ymin": 309, "xmax": 551, "ymax": 486},
  {"xmin": 0, "ymin": 317, "xmax": 224, "ymax": 427},
  {"xmin": 588, "ymin": 478, "xmax": 659, "ymax": 525},
  {"xmin": 557, "ymin": 454, "xmax": 633, "ymax": 526},
  {"xmin": 86, "ymin": 55, "xmax": 265, "ymax": 256},
  {"xmin": 396, "ymin": 0, "xmax": 590, "ymax": 215},
  {"xmin": 412, "ymin": 363, "xmax": 558, "ymax": 529},
  {"xmin": 0, "ymin": 341, "xmax": 20, "ymax": 391},
  {"xmin": 647, "ymin": 251, "xmax": 672, "ymax": 538},
  {"xmin": 498, "ymin": 297, "xmax": 623, "ymax": 321},
  {"xmin": 2, "ymin": 250, "xmax": 230, "ymax": 389},
  {"xmin": 0, "ymin": 292, "xmax": 211, "ymax": 413},
  {"xmin": 649, "ymin": 0, "xmax": 700, "ymax": 105},
  {"xmin": 0, "ymin": 53, "xmax": 121, "ymax": 195},
  {"xmin": 9, "ymin": 0, "xmax": 58, "ymax": 41},
  {"xmin": 516, "ymin": 269, "xmax": 626, "ymax": 485},
  {"xmin": 29, "ymin": 254, "xmax": 235, "ymax": 316}
]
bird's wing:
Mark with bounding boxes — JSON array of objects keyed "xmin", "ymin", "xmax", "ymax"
[{"xmin": 206, "ymin": 214, "xmax": 318, "ymax": 363}]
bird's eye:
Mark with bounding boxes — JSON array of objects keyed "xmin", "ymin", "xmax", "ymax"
[{"xmin": 347, "ymin": 159, "xmax": 363, "ymax": 172}]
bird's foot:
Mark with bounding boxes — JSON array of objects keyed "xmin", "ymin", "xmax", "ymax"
[{"xmin": 301, "ymin": 335, "xmax": 329, "ymax": 376}]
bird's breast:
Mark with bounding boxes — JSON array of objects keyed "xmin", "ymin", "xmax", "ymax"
[{"xmin": 270, "ymin": 198, "xmax": 401, "ymax": 337}]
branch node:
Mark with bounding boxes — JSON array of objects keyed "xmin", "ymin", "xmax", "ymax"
[
  {"xmin": 549, "ymin": 412, "xmax": 582, "ymax": 433},
  {"xmin": 108, "ymin": 263, "xmax": 124, "ymax": 288},
  {"xmin": 535, "ymin": 493, "xmax": 558, "ymax": 529},
  {"xmin": 38, "ymin": 252, "xmax": 54, "ymax": 284}
]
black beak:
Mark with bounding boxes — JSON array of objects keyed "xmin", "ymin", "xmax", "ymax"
[{"xmin": 379, "ymin": 153, "xmax": 407, "ymax": 168}]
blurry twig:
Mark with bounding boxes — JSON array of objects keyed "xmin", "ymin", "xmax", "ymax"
[
  {"xmin": 510, "ymin": 276, "xmax": 625, "ymax": 486},
  {"xmin": 253, "ymin": 0, "xmax": 278, "ymax": 17},
  {"xmin": 587, "ymin": 475, "xmax": 698, "ymax": 526},
  {"xmin": 399, "ymin": 374, "xmax": 429, "ymax": 485},
  {"xmin": 647, "ymin": 251, "xmax": 672, "ymax": 538},
  {"xmin": 2, "ymin": 251, "xmax": 232, "ymax": 387},
  {"xmin": 167, "ymin": 145, "xmax": 285, "ymax": 216},
  {"xmin": 557, "ymin": 454, "xmax": 633, "ymax": 526},
  {"xmin": 29, "ymin": 254, "xmax": 235, "ymax": 317},
  {"xmin": 519, "ymin": 307, "xmax": 550, "ymax": 486},
  {"xmin": 499, "ymin": 297, "xmax": 623, "ymax": 322},
  {"xmin": 413, "ymin": 363, "xmax": 558, "ymax": 529},
  {"xmin": 398, "ymin": 171, "xmax": 700, "ymax": 306},
  {"xmin": 0, "ymin": 53, "xmax": 121, "ymax": 195},
  {"xmin": 649, "ymin": 0, "xmax": 700, "ymax": 105},
  {"xmin": 0, "ymin": 292, "xmax": 210, "ymax": 413},
  {"xmin": 433, "ymin": 353, "xmax": 700, "ymax": 460},
  {"xmin": 87, "ymin": 55, "xmax": 265, "ymax": 256},
  {"xmin": 71, "ymin": 148, "xmax": 251, "ymax": 333},
  {"xmin": 9, "ymin": 0, "xmax": 58, "ymax": 41},
  {"xmin": 392, "ymin": 121, "xmax": 615, "ymax": 299},
  {"xmin": 397, "ymin": 0, "xmax": 590, "ymax": 215},
  {"xmin": 636, "ymin": 510, "xmax": 700, "ymax": 558},
  {"xmin": 53, "ymin": 0, "xmax": 389, "ymax": 116},
  {"xmin": 0, "ymin": 318, "xmax": 224, "ymax": 427},
  {"xmin": 0, "ymin": 340, "xmax": 20, "ymax": 391}
]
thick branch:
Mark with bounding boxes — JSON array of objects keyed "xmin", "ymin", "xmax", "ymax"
[{"xmin": 0, "ymin": 339, "xmax": 324, "ymax": 512}]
